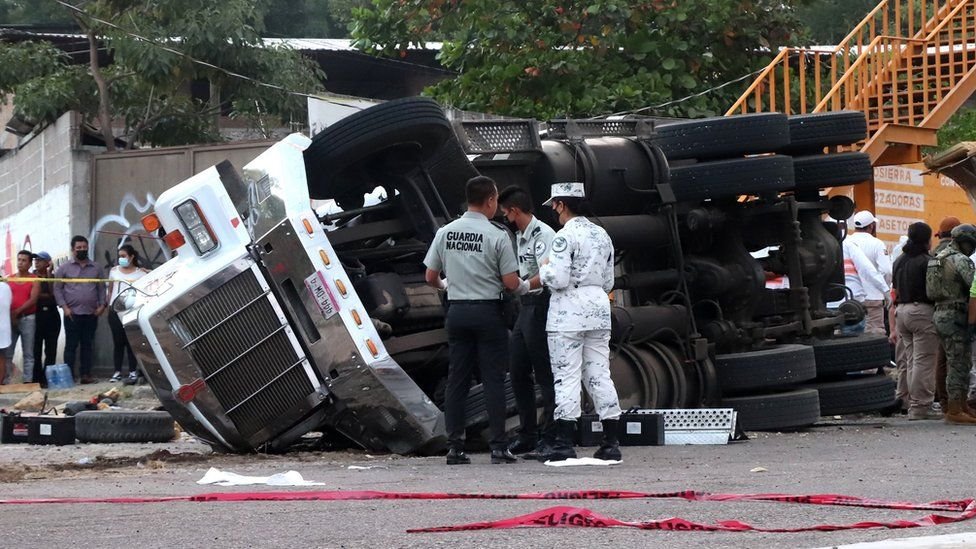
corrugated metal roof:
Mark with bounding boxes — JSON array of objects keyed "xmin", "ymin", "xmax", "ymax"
[{"xmin": 263, "ymin": 38, "xmax": 442, "ymax": 51}]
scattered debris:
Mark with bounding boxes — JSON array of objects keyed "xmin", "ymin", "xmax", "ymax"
[{"xmin": 750, "ymin": 466, "xmax": 768, "ymax": 473}]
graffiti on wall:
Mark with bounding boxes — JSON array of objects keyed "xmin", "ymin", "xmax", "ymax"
[
  {"xmin": 0, "ymin": 185, "xmax": 71, "ymax": 275},
  {"xmin": 90, "ymin": 192, "xmax": 170, "ymax": 270}
]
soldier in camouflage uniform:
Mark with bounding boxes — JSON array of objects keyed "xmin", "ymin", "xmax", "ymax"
[
  {"xmin": 933, "ymin": 216, "xmax": 961, "ymax": 410},
  {"xmin": 930, "ymin": 224, "xmax": 976, "ymax": 425},
  {"xmin": 538, "ymin": 182, "xmax": 622, "ymax": 462}
]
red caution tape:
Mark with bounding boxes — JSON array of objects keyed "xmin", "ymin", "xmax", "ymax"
[
  {"xmin": 408, "ymin": 501, "xmax": 976, "ymax": 534},
  {"xmin": 2, "ymin": 489, "xmax": 974, "ymax": 534}
]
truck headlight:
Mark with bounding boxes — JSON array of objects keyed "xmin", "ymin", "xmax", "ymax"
[{"xmin": 175, "ymin": 200, "xmax": 218, "ymax": 254}]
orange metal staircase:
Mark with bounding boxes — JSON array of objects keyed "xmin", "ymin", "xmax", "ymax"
[{"xmin": 727, "ymin": 0, "xmax": 976, "ymax": 168}]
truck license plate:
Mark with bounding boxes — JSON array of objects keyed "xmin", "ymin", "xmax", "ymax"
[{"xmin": 305, "ymin": 272, "xmax": 340, "ymax": 320}]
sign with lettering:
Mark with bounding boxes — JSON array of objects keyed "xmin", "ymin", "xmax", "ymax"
[
  {"xmin": 305, "ymin": 272, "xmax": 339, "ymax": 319},
  {"xmin": 874, "ymin": 165, "xmax": 923, "ymax": 186},
  {"xmin": 874, "ymin": 189, "xmax": 925, "ymax": 212}
]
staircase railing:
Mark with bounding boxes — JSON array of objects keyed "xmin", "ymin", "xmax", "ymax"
[{"xmin": 726, "ymin": 0, "xmax": 966, "ymax": 117}]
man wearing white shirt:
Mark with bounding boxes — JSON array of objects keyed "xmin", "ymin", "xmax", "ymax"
[{"xmin": 845, "ymin": 210, "xmax": 892, "ymax": 335}]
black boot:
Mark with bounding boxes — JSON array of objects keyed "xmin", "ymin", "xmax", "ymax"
[
  {"xmin": 538, "ymin": 419, "xmax": 577, "ymax": 462},
  {"xmin": 446, "ymin": 448, "xmax": 470, "ymax": 465},
  {"xmin": 507, "ymin": 435, "xmax": 537, "ymax": 454},
  {"xmin": 523, "ymin": 423, "xmax": 554, "ymax": 460},
  {"xmin": 593, "ymin": 419, "xmax": 621, "ymax": 461}
]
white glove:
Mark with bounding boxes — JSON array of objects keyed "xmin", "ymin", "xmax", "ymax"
[
  {"xmin": 440, "ymin": 278, "xmax": 449, "ymax": 292},
  {"xmin": 514, "ymin": 278, "xmax": 531, "ymax": 296}
]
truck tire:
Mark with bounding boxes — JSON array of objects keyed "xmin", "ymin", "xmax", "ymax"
[
  {"xmin": 669, "ymin": 155, "xmax": 795, "ymax": 202},
  {"xmin": 792, "ymin": 152, "xmax": 873, "ymax": 192},
  {"xmin": 805, "ymin": 374, "xmax": 897, "ymax": 416},
  {"xmin": 715, "ymin": 344, "xmax": 817, "ymax": 395},
  {"xmin": 75, "ymin": 410, "xmax": 176, "ymax": 443},
  {"xmin": 654, "ymin": 113, "xmax": 790, "ymax": 160},
  {"xmin": 464, "ymin": 378, "xmax": 520, "ymax": 429},
  {"xmin": 304, "ymin": 97, "xmax": 453, "ymax": 199},
  {"xmin": 783, "ymin": 111, "xmax": 868, "ymax": 154},
  {"xmin": 810, "ymin": 335, "xmax": 892, "ymax": 377},
  {"xmin": 720, "ymin": 388, "xmax": 821, "ymax": 431}
]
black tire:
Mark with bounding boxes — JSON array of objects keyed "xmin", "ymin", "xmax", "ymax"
[
  {"xmin": 805, "ymin": 374, "xmax": 897, "ymax": 416},
  {"xmin": 464, "ymin": 378, "xmax": 520, "ymax": 429},
  {"xmin": 810, "ymin": 335, "xmax": 892, "ymax": 377},
  {"xmin": 783, "ymin": 111, "xmax": 868, "ymax": 154},
  {"xmin": 715, "ymin": 344, "xmax": 817, "ymax": 395},
  {"xmin": 721, "ymin": 388, "xmax": 821, "ymax": 431},
  {"xmin": 669, "ymin": 155, "xmax": 795, "ymax": 202},
  {"xmin": 304, "ymin": 97, "xmax": 453, "ymax": 199},
  {"xmin": 425, "ymin": 134, "xmax": 479, "ymax": 216},
  {"xmin": 792, "ymin": 152, "xmax": 873, "ymax": 191},
  {"xmin": 654, "ymin": 113, "xmax": 790, "ymax": 161},
  {"xmin": 75, "ymin": 410, "xmax": 176, "ymax": 443}
]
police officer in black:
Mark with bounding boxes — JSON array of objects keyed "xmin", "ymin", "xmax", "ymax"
[
  {"xmin": 424, "ymin": 176, "xmax": 528, "ymax": 465},
  {"xmin": 498, "ymin": 185, "xmax": 557, "ymax": 459}
]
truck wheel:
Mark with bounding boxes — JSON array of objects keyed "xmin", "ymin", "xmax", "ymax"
[
  {"xmin": 720, "ymin": 388, "xmax": 821, "ymax": 431},
  {"xmin": 654, "ymin": 113, "xmax": 790, "ymax": 160},
  {"xmin": 804, "ymin": 374, "xmax": 897, "ymax": 416},
  {"xmin": 783, "ymin": 111, "xmax": 867, "ymax": 154},
  {"xmin": 75, "ymin": 410, "xmax": 176, "ymax": 443},
  {"xmin": 464, "ymin": 378, "xmax": 520, "ymax": 429},
  {"xmin": 716, "ymin": 344, "xmax": 817, "ymax": 395},
  {"xmin": 810, "ymin": 335, "xmax": 892, "ymax": 377},
  {"xmin": 304, "ymin": 97, "xmax": 453, "ymax": 199},
  {"xmin": 425, "ymin": 134, "xmax": 479, "ymax": 216},
  {"xmin": 792, "ymin": 152, "xmax": 873, "ymax": 192},
  {"xmin": 668, "ymin": 155, "xmax": 794, "ymax": 202}
]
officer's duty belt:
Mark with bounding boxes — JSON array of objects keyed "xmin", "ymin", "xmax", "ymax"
[{"xmin": 519, "ymin": 293, "xmax": 550, "ymax": 305}]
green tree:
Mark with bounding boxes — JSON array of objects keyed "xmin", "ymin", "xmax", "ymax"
[
  {"xmin": 351, "ymin": 0, "xmax": 805, "ymax": 119},
  {"xmin": 0, "ymin": 0, "xmax": 324, "ymax": 149},
  {"xmin": 795, "ymin": 0, "xmax": 879, "ymax": 44}
]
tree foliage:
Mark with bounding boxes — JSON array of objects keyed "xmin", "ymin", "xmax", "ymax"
[
  {"xmin": 0, "ymin": 0, "xmax": 324, "ymax": 147},
  {"xmin": 351, "ymin": 0, "xmax": 805, "ymax": 119}
]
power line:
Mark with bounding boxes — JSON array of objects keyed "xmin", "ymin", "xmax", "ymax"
[
  {"xmin": 597, "ymin": 67, "xmax": 767, "ymax": 119},
  {"xmin": 53, "ymin": 0, "xmax": 360, "ymax": 110}
]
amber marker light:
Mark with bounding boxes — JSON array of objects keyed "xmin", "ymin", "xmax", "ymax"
[
  {"xmin": 141, "ymin": 213, "xmax": 161, "ymax": 232},
  {"xmin": 365, "ymin": 338, "xmax": 379, "ymax": 357}
]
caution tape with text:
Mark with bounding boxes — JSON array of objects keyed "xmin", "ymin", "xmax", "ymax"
[{"xmin": 1, "ymin": 489, "xmax": 973, "ymax": 534}]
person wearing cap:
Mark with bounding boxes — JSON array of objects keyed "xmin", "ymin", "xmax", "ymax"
[
  {"xmin": 538, "ymin": 182, "xmax": 622, "ymax": 462},
  {"xmin": 498, "ymin": 185, "xmax": 557, "ymax": 460},
  {"xmin": 4, "ymin": 250, "xmax": 38, "ymax": 384},
  {"xmin": 424, "ymin": 175, "xmax": 526, "ymax": 465},
  {"xmin": 935, "ymin": 216, "xmax": 962, "ymax": 254},
  {"xmin": 933, "ymin": 216, "xmax": 961, "ymax": 410},
  {"xmin": 890, "ymin": 223, "xmax": 941, "ymax": 420},
  {"xmin": 931, "ymin": 224, "xmax": 976, "ymax": 424},
  {"xmin": 845, "ymin": 210, "xmax": 892, "ymax": 335},
  {"xmin": 31, "ymin": 251, "xmax": 59, "ymax": 386}
]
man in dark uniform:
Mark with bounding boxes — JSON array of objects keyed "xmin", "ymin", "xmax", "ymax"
[
  {"xmin": 498, "ymin": 185, "xmax": 557, "ymax": 460},
  {"xmin": 424, "ymin": 176, "xmax": 527, "ymax": 465}
]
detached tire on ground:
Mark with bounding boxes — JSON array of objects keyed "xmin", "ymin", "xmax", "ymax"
[
  {"xmin": 810, "ymin": 335, "xmax": 892, "ymax": 377},
  {"xmin": 75, "ymin": 410, "xmax": 176, "ymax": 443},
  {"xmin": 715, "ymin": 344, "xmax": 817, "ymax": 395},
  {"xmin": 654, "ymin": 113, "xmax": 790, "ymax": 160},
  {"xmin": 792, "ymin": 152, "xmax": 873, "ymax": 192},
  {"xmin": 668, "ymin": 155, "xmax": 795, "ymax": 202},
  {"xmin": 804, "ymin": 374, "xmax": 897, "ymax": 416},
  {"xmin": 304, "ymin": 97, "xmax": 453, "ymax": 200},
  {"xmin": 721, "ymin": 388, "xmax": 821, "ymax": 431},
  {"xmin": 783, "ymin": 111, "xmax": 868, "ymax": 154}
]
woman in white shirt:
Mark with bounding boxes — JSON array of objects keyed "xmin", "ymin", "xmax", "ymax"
[
  {"xmin": 106, "ymin": 245, "xmax": 149, "ymax": 383},
  {"xmin": 0, "ymin": 281, "xmax": 11, "ymax": 384}
]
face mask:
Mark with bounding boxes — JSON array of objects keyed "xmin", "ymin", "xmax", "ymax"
[
  {"xmin": 75, "ymin": 250, "xmax": 88, "ymax": 261},
  {"xmin": 118, "ymin": 257, "xmax": 130, "ymax": 267}
]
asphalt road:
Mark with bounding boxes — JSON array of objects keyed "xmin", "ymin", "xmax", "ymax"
[{"xmin": 2, "ymin": 415, "xmax": 976, "ymax": 548}]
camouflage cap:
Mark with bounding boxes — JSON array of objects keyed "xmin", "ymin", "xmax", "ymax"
[
  {"xmin": 542, "ymin": 182, "xmax": 585, "ymax": 206},
  {"xmin": 950, "ymin": 223, "xmax": 976, "ymax": 246}
]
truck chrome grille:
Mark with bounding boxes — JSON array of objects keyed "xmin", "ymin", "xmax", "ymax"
[{"xmin": 170, "ymin": 269, "xmax": 314, "ymax": 440}]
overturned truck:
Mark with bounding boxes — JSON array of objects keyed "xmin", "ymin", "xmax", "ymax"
[{"xmin": 118, "ymin": 98, "xmax": 895, "ymax": 454}]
